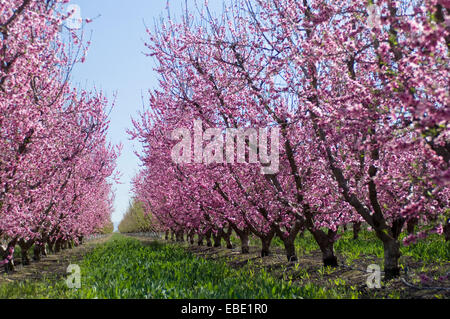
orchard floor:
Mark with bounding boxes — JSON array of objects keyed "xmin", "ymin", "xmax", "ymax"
[
  {"xmin": 0, "ymin": 235, "xmax": 112, "ymax": 286},
  {"xmin": 130, "ymin": 234, "xmax": 450, "ymax": 299},
  {"xmin": 0, "ymin": 233, "xmax": 448, "ymax": 299}
]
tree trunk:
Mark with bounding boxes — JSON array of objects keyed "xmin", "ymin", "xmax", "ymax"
[
  {"xmin": 33, "ymin": 244, "xmax": 42, "ymax": 261},
  {"xmin": 283, "ymin": 239, "xmax": 297, "ymax": 262},
  {"xmin": 223, "ymin": 227, "xmax": 233, "ymax": 249},
  {"xmin": 310, "ymin": 229, "xmax": 338, "ymax": 267},
  {"xmin": 176, "ymin": 230, "xmax": 184, "ymax": 242},
  {"xmin": 261, "ymin": 237, "xmax": 272, "ymax": 257},
  {"xmin": 444, "ymin": 218, "xmax": 450, "ymax": 242},
  {"xmin": 1, "ymin": 240, "xmax": 17, "ymax": 273},
  {"xmin": 406, "ymin": 218, "xmax": 418, "ymax": 235},
  {"xmin": 42, "ymin": 243, "xmax": 48, "ymax": 256},
  {"xmin": 212, "ymin": 229, "xmax": 223, "ymax": 248},
  {"xmin": 54, "ymin": 239, "xmax": 62, "ymax": 253},
  {"xmin": 205, "ymin": 230, "xmax": 212, "ymax": 247},
  {"xmin": 274, "ymin": 221, "xmax": 302, "ymax": 262},
  {"xmin": 382, "ymin": 237, "xmax": 401, "ymax": 279},
  {"xmin": 188, "ymin": 231, "xmax": 195, "ymax": 245},
  {"xmin": 197, "ymin": 234, "xmax": 204, "ymax": 246},
  {"xmin": 165, "ymin": 231, "xmax": 169, "ymax": 241},
  {"xmin": 353, "ymin": 222, "xmax": 362, "ymax": 240},
  {"xmin": 319, "ymin": 240, "xmax": 338, "ymax": 267},
  {"xmin": 18, "ymin": 240, "xmax": 34, "ymax": 266},
  {"xmin": 234, "ymin": 228, "xmax": 250, "ymax": 254},
  {"xmin": 259, "ymin": 230, "xmax": 275, "ymax": 257},
  {"xmin": 47, "ymin": 240, "xmax": 54, "ymax": 254}
]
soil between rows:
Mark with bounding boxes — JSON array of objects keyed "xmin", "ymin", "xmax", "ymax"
[{"xmin": 0, "ymin": 235, "xmax": 112, "ymax": 285}]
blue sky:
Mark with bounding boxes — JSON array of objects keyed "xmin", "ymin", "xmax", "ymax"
[{"xmin": 69, "ymin": 1, "xmax": 222, "ymax": 230}]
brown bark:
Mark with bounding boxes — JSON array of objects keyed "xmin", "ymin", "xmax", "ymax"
[
  {"xmin": 47, "ymin": 239, "xmax": 54, "ymax": 254},
  {"xmin": 222, "ymin": 227, "xmax": 233, "ymax": 249},
  {"xmin": 176, "ymin": 230, "xmax": 184, "ymax": 242},
  {"xmin": 33, "ymin": 243, "xmax": 45, "ymax": 261},
  {"xmin": 260, "ymin": 231, "xmax": 275, "ymax": 257},
  {"xmin": 444, "ymin": 218, "xmax": 450, "ymax": 242},
  {"xmin": 310, "ymin": 229, "xmax": 338, "ymax": 267},
  {"xmin": 212, "ymin": 229, "xmax": 223, "ymax": 248},
  {"xmin": 188, "ymin": 230, "xmax": 195, "ymax": 245},
  {"xmin": 205, "ymin": 230, "xmax": 212, "ymax": 247},
  {"xmin": 197, "ymin": 233, "xmax": 204, "ymax": 246},
  {"xmin": 1, "ymin": 239, "xmax": 17, "ymax": 273},
  {"xmin": 406, "ymin": 218, "xmax": 418, "ymax": 235},
  {"xmin": 353, "ymin": 222, "xmax": 362, "ymax": 240},
  {"xmin": 54, "ymin": 239, "xmax": 62, "ymax": 253},
  {"xmin": 232, "ymin": 226, "xmax": 250, "ymax": 254},
  {"xmin": 382, "ymin": 236, "xmax": 401, "ymax": 279},
  {"xmin": 284, "ymin": 240, "xmax": 297, "ymax": 263},
  {"xmin": 18, "ymin": 239, "xmax": 34, "ymax": 266}
]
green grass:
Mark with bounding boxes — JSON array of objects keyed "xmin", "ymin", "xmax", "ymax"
[
  {"xmin": 0, "ymin": 279, "xmax": 75, "ymax": 299},
  {"xmin": 2, "ymin": 230, "xmax": 447, "ymax": 299},
  {"xmin": 0, "ymin": 234, "xmax": 360, "ymax": 299}
]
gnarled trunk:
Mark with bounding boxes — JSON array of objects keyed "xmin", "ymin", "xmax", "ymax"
[
  {"xmin": 1, "ymin": 240, "xmax": 17, "ymax": 273},
  {"xmin": 222, "ymin": 227, "xmax": 233, "ymax": 249},
  {"xmin": 275, "ymin": 221, "xmax": 303, "ymax": 262},
  {"xmin": 197, "ymin": 233, "xmax": 204, "ymax": 246},
  {"xmin": 212, "ymin": 229, "xmax": 223, "ymax": 248},
  {"xmin": 18, "ymin": 239, "xmax": 34, "ymax": 266},
  {"xmin": 374, "ymin": 219, "xmax": 404, "ymax": 280},
  {"xmin": 260, "ymin": 230, "xmax": 276, "ymax": 257},
  {"xmin": 205, "ymin": 230, "xmax": 212, "ymax": 247},
  {"xmin": 443, "ymin": 218, "xmax": 449, "ymax": 242},
  {"xmin": 233, "ymin": 227, "xmax": 250, "ymax": 253},
  {"xmin": 33, "ymin": 243, "xmax": 46, "ymax": 261},
  {"xmin": 176, "ymin": 230, "xmax": 184, "ymax": 242},
  {"xmin": 261, "ymin": 237, "xmax": 272, "ymax": 257},
  {"xmin": 353, "ymin": 222, "xmax": 362, "ymax": 240},
  {"xmin": 310, "ymin": 229, "xmax": 338, "ymax": 267},
  {"xmin": 188, "ymin": 230, "xmax": 195, "ymax": 245},
  {"xmin": 284, "ymin": 240, "xmax": 297, "ymax": 262},
  {"xmin": 47, "ymin": 239, "xmax": 56, "ymax": 254},
  {"xmin": 382, "ymin": 237, "xmax": 401, "ymax": 279},
  {"xmin": 54, "ymin": 239, "xmax": 62, "ymax": 253},
  {"xmin": 406, "ymin": 218, "xmax": 418, "ymax": 235}
]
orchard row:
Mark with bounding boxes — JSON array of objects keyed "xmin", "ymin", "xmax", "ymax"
[
  {"xmin": 130, "ymin": 0, "xmax": 449, "ymax": 279},
  {"xmin": 0, "ymin": 1, "xmax": 118, "ymax": 270}
]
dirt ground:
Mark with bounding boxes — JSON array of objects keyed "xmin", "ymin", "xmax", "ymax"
[
  {"xmin": 0, "ymin": 235, "xmax": 112, "ymax": 285},
  {"xmin": 131, "ymin": 235, "xmax": 450, "ymax": 299}
]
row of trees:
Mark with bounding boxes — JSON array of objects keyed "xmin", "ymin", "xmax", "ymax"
[
  {"xmin": 0, "ymin": 1, "xmax": 118, "ymax": 271},
  {"xmin": 118, "ymin": 200, "xmax": 155, "ymax": 233},
  {"xmin": 131, "ymin": 0, "xmax": 449, "ymax": 279}
]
